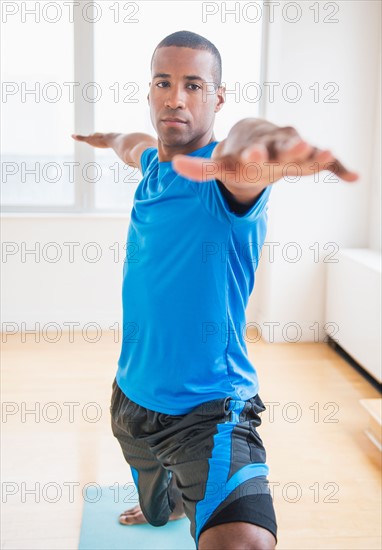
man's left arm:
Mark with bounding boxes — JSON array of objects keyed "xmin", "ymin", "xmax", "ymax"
[{"xmin": 172, "ymin": 118, "xmax": 359, "ymax": 202}]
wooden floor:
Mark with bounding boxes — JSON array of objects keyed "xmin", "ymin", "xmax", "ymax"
[{"xmin": 1, "ymin": 331, "xmax": 381, "ymax": 549}]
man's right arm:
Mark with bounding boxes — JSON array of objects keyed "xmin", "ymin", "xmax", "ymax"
[{"xmin": 71, "ymin": 132, "xmax": 158, "ymax": 173}]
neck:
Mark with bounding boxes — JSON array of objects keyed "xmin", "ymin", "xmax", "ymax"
[{"xmin": 157, "ymin": 132, "xmax": 216, "ymax": 162}]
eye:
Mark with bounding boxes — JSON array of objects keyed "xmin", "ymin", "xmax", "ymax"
[
  {"xmin": 156, "ymin": 81, "xmax": 169, "ymax": 88},
  {"xmin": 187, "ymin": 84, "xmax": 201, "ymax": 91}
]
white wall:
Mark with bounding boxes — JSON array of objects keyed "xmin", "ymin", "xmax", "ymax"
[
  {"xmin": 1, "ymin": 216, "xmax": 127, "ymax": 335},
  {"xmin": 248, "ymin": 0, "xmax": 381, "ymax": 342}
]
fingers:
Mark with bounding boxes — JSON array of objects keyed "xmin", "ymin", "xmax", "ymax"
[
  {"xmin": 276, "ymin": 139, "xmax": 315, "ymax": 163},
  {"xmin": 71, "ymin": 134, "xmax": 87, "ymax": 142},
  {"xmin": 313, "ymin": 149, "xmax": 332, "ymax": 163},
  {"xmin": 71, "ymin": 133, "xmax": 102, "ymax": 141},
  {"xmin": 325, "ymin": 158, "xmax": 359, "ymax": 182},
  {"xmin": 297, "ymin": 146, "xmax": 359, "ymax": 182},
  {"xmin": 240, "ymin": 143, "xmax": 268, "ymax": 163},
  {"xmin": 172, "ymin": 154, "xmax": 218, "ymax": 182},
  {"xmin": 270, "ymin": 139, "xmax": 359, "ymax": 182},
  {"xmin": 71, "ymin": 133, "xmax": 109, "ymax": 149}
]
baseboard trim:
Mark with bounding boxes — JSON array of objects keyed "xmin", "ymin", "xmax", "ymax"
[{"xmin": 327, "ymin": 337, "xmax": 382, "ymax": 393}]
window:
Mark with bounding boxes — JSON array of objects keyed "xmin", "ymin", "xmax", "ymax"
[
  {"xmin": 1, "ymin": 2, "xmax": 75, "ymax": 210},
  {"xmin": 1, "ymin": 1, "xmax": 264, "ymax": 213}
]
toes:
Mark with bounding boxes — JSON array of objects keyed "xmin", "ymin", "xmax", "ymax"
[
  {"xmin": 119, "ymin": 516, "xmax": 130, "ymax": 524},
  {"xmin": 119, "ymin": 512, "xmax": 138, "ymax": 521},
  {"xmin": 119, "ymin": 505, "xmax": 145, "ymax": 525},
  {"xmin": 120, "ymin": 505, "xmax": 140, "ymax": 516},
  {"xmin": 119, "ymin": 514, "xmax": 140, "ymax": 524}
]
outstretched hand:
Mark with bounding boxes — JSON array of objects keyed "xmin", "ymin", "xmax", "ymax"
[
  {"xmin": 71, "ymin": 132, "xmax": 110, "ymax": 148},
  {"xmin": 171, "ymin": 123, "xmax": 359, "ymax": 189}
]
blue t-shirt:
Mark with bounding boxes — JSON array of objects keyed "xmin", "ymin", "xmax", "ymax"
[{"xmin": 116, "ymin": 140, "xmax": 272, "ymax": 414}]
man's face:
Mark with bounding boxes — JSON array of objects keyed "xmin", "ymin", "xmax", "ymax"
[{"xmin": 148, "ymin": 46, "xmax": 225, "ymax": 147}]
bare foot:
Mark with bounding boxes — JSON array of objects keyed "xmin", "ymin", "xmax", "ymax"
[{"xmin": 119, "ymin": 503, "xmax": 186, "ymax": 525}]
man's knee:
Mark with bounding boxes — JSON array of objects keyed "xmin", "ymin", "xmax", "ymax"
[{"xmin": 198, "ymin": 521, "xmax": 276, "ymax": 550}]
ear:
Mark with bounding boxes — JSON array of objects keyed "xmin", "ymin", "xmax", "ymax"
[{"xmin": 214, "ymin": 85, "xmax": 225, "ymax": 113}]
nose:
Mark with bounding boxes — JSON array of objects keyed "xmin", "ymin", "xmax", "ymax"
[{"xmin": 164, "ymin": 85, "xmax": 186, "ymax": 109}]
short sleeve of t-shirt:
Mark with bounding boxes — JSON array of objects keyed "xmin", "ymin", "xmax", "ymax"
[
  {"xmin": 215, "ymin": 178, "xmax": 272, "ymax": 221},
  {"xmin": 228, "ymin": 185, "xmax": 272, "ymax": 225},
  {"xmin": 196, "ymin": 175, "xmax": 272, "ymax": 226},
  {"xmin": 140, "ymin": 147, "xmax": 158, "ymax": 174}
]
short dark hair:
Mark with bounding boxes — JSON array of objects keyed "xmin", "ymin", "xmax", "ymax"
[{"xmin": 151, "ymin": 30, "xmax": 222, "ymax": 87}]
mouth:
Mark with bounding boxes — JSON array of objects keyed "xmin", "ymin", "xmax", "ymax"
[{"xmin": 161, "ymin": 118, "xmax": 188, "ymax": 127}]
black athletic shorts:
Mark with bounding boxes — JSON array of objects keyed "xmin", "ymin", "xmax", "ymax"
[{"xmin": 110, "ymin": 378, "xmax": 278, "ymax": 547}]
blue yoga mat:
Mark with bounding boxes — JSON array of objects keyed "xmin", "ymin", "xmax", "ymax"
[{"xmin": 78, "ymin": 485, "xmax": 196, "ymax": 550}]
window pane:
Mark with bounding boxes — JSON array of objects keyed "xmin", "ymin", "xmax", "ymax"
[
  {"xmin": 1, "ymin": 5, "xmax": 75, "ymax": 207},
  {"xmin": 93, "ymin": 0, "xmax": 263, "ymax": 211}
]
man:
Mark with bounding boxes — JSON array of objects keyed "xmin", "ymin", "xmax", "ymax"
[{"xmin": 72, "ymin": 31, "xmax": 357, "ymax": 550}]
